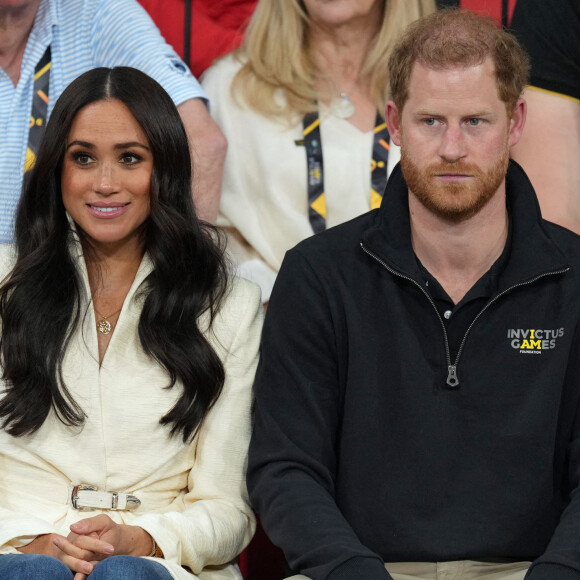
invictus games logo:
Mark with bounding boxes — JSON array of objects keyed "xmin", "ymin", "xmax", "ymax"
[{"xmin": 508, "ymin": 328, "xmax": 564, "ymax": 354}]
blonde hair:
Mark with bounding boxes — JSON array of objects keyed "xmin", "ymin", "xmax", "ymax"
[{"xmin": 232, "ymin": 0, "xmax": 436, "ymax": 122}]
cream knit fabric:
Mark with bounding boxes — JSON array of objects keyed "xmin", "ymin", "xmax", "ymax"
[{"xmin": 0, "ymin": 243, "xmax": 262, "ymax": 580}]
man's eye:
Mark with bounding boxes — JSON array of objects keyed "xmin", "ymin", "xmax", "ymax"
[
  {"xmin": 468, "ymin": 118, "xmax": 482, "ymax": 126},
  {"xmin": 424, "ymin": 118, "xmax": 437, "ymax": 126}
]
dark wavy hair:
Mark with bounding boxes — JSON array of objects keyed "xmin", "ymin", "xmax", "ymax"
[{"xmin": 0, "ymin": 67, "xmax": 229, "ymax": 441}]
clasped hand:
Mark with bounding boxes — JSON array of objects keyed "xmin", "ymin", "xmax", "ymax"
[{"xmin": 18, "ymin": 514, "xmax": 153, "ymax": 580}]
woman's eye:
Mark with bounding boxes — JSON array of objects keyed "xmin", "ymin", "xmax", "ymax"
[
  {"xmin": 73, "ymin": 153, "xmax": 93, "ymax": 165},
  {"xmin": 120, "ymin": 153, "xmax": 142, "ymax": 165}
]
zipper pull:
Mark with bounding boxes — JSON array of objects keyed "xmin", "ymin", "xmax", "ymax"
[{"xmin": 446, "ymin": 365, "xmax": 459, "ymax": 388}]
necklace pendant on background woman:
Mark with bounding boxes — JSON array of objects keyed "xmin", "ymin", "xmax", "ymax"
[
  {"xmin": 331, "ymin": 92, "xmax": 356, "ymax": 119},
  {"xmin": 97, "ymin": 318, "xmax": 113, "ymax": 334}
]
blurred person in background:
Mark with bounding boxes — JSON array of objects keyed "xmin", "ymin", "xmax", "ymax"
[
  {"xmin": 510, "ymin": 0, "xmax": 580, "ymax": 234},
  {"xmin": 202, "ymin": 0, "xmax": 435, "ymax": 303},
  {"xmin": 137, "ymin": 0, "xmax": 257, "ymax": 78},
  {"xmin": 435, "ymin": 0, "xmax": 517, "ymax": 25}
]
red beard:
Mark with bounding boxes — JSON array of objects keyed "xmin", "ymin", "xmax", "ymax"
[{"xmin": 400, "ymin": 146, "xmax": 510, "ymax": 223}]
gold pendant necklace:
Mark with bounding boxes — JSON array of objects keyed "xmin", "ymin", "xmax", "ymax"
[{"xmin": 95, "ymin": 308, "xmax": 122, "ymax": 335}]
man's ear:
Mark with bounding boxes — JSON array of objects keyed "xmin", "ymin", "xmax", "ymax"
[
  {"xmin": 386, "ymin": 101, "xmax": 402, "ymax": 146},
  {"xmin": 508, "ymin": 97, "xmax": 527, "ymax": 147}
]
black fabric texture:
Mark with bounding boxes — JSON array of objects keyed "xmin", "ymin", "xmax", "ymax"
[
  {"xmin": 526, "ymin": 563, "xmax": 580, "ymax": 580},
  {"xmin": 510, "ymin": 0, "xmax": 580, "ymax": 100},
  {"xmin": 327, "ymin": 557, "xmax": 391, "ymax": 580}
]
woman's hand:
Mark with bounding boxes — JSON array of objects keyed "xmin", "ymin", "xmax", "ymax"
[
  {"xmin": 16, "ymin": 516, "xmax": 154, "ymax": 580},
  {"xmin": 56, "ymin": 515, "xmax": 154, "ymax": 579},
  {"xmin": 53, "ymin": 531, "xmax": 104, "ymax": 579},
  {"xmin": 69, "ymin": 514, "xmax": 154, "ymax": 557},
  {"xmin": 16, "ymin": 532, "xmax": 99, "ymax": 578},
  {"xmin": 17, "ymin": 533, "xmax": 61, "ymax": 558}
]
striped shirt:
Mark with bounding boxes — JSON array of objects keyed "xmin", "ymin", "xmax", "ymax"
[{"xmin": 0, "ymin": 0, "xmax": 206, "ymax": 243}]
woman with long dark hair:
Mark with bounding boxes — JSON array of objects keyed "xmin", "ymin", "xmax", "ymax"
[{"xmin": 0, "ymin": 67, "xmax": 262, "ymax": 580}]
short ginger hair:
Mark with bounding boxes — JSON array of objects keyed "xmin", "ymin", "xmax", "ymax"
[{"xmin": 388, "ymin": 8, "xmax": 530, "ymax": 114}]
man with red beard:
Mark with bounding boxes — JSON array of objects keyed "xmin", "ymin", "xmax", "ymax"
[{"xmin": 247, "ymin": 8, "xmax": 580, "ymax": 580}]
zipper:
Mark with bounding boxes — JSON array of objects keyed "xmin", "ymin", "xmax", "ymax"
[{"xmin": 360, "ymin": 242, "xmax": 569, "ymax": 389}]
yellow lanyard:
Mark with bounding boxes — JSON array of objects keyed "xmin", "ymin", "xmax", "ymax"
[{"xmin": 301, "ymin": 111, "xmax": 390, "ymax": 233}]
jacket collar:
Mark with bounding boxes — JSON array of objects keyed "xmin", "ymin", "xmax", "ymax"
[
  {"xmin": 361, "ymin": 160, "xmax": 570, "ymax": 290},
  {"xmin": 28, "ymin": 0, "xmax": 56, "ymax": 47}
]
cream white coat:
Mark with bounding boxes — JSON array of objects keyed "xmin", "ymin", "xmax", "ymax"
[{"xmin": 0, "ymin": 241, "xmax": 262, "ymax": 580}]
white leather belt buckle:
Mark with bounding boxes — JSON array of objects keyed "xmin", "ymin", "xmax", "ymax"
[{"xmin": 71, "ymin": 484, "xmax": 141, "ymax": 511}]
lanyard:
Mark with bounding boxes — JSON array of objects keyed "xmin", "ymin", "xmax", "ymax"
[
  {"xmin": 25, "ymin": 45, "xmax": 51, "ymax": 173},
  {"xmin": 184, "ymin": 0, "xmax": 192, "ymax": 67},
  {"xmin": 501, "ymin": 0, "xmax": 509, "ymax": 27},
  {"xmin": 302, "ymin": 111, "xmax": 390, "ymax": 234}
]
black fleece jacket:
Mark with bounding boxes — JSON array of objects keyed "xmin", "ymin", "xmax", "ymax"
[{"xmin": 248, "ymin": 162, "xmax": 580, "ymax": 580}]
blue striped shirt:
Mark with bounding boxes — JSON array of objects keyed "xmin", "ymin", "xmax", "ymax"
[{"xmin": 0, "ymin": 0, "xmax": 206, "ymax": 242}]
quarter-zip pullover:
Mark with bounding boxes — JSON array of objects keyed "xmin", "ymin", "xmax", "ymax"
[{"xmin": 248, "ymin": 161, "xmax": 580, "ymax": 580}]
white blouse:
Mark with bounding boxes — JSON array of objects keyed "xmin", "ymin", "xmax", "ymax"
[{"xmin": 202, "ymin": 54, "xmax": 400, "ymax": 301}]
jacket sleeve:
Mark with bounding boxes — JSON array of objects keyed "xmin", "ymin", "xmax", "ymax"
[
  {"xmin": 0, "ymin": 509, "xmax": 59, "ymax": 554},
  {"xmin": 247, "ymin": 248, "xmax": 391, "ymax": 580},
  {"xmin": 132, "ymin": 279, "xmax": 262, "ymax": 573},
  {"xmin": 526, "ymin": 328, "xmax": 580, "ymax": 580}
]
